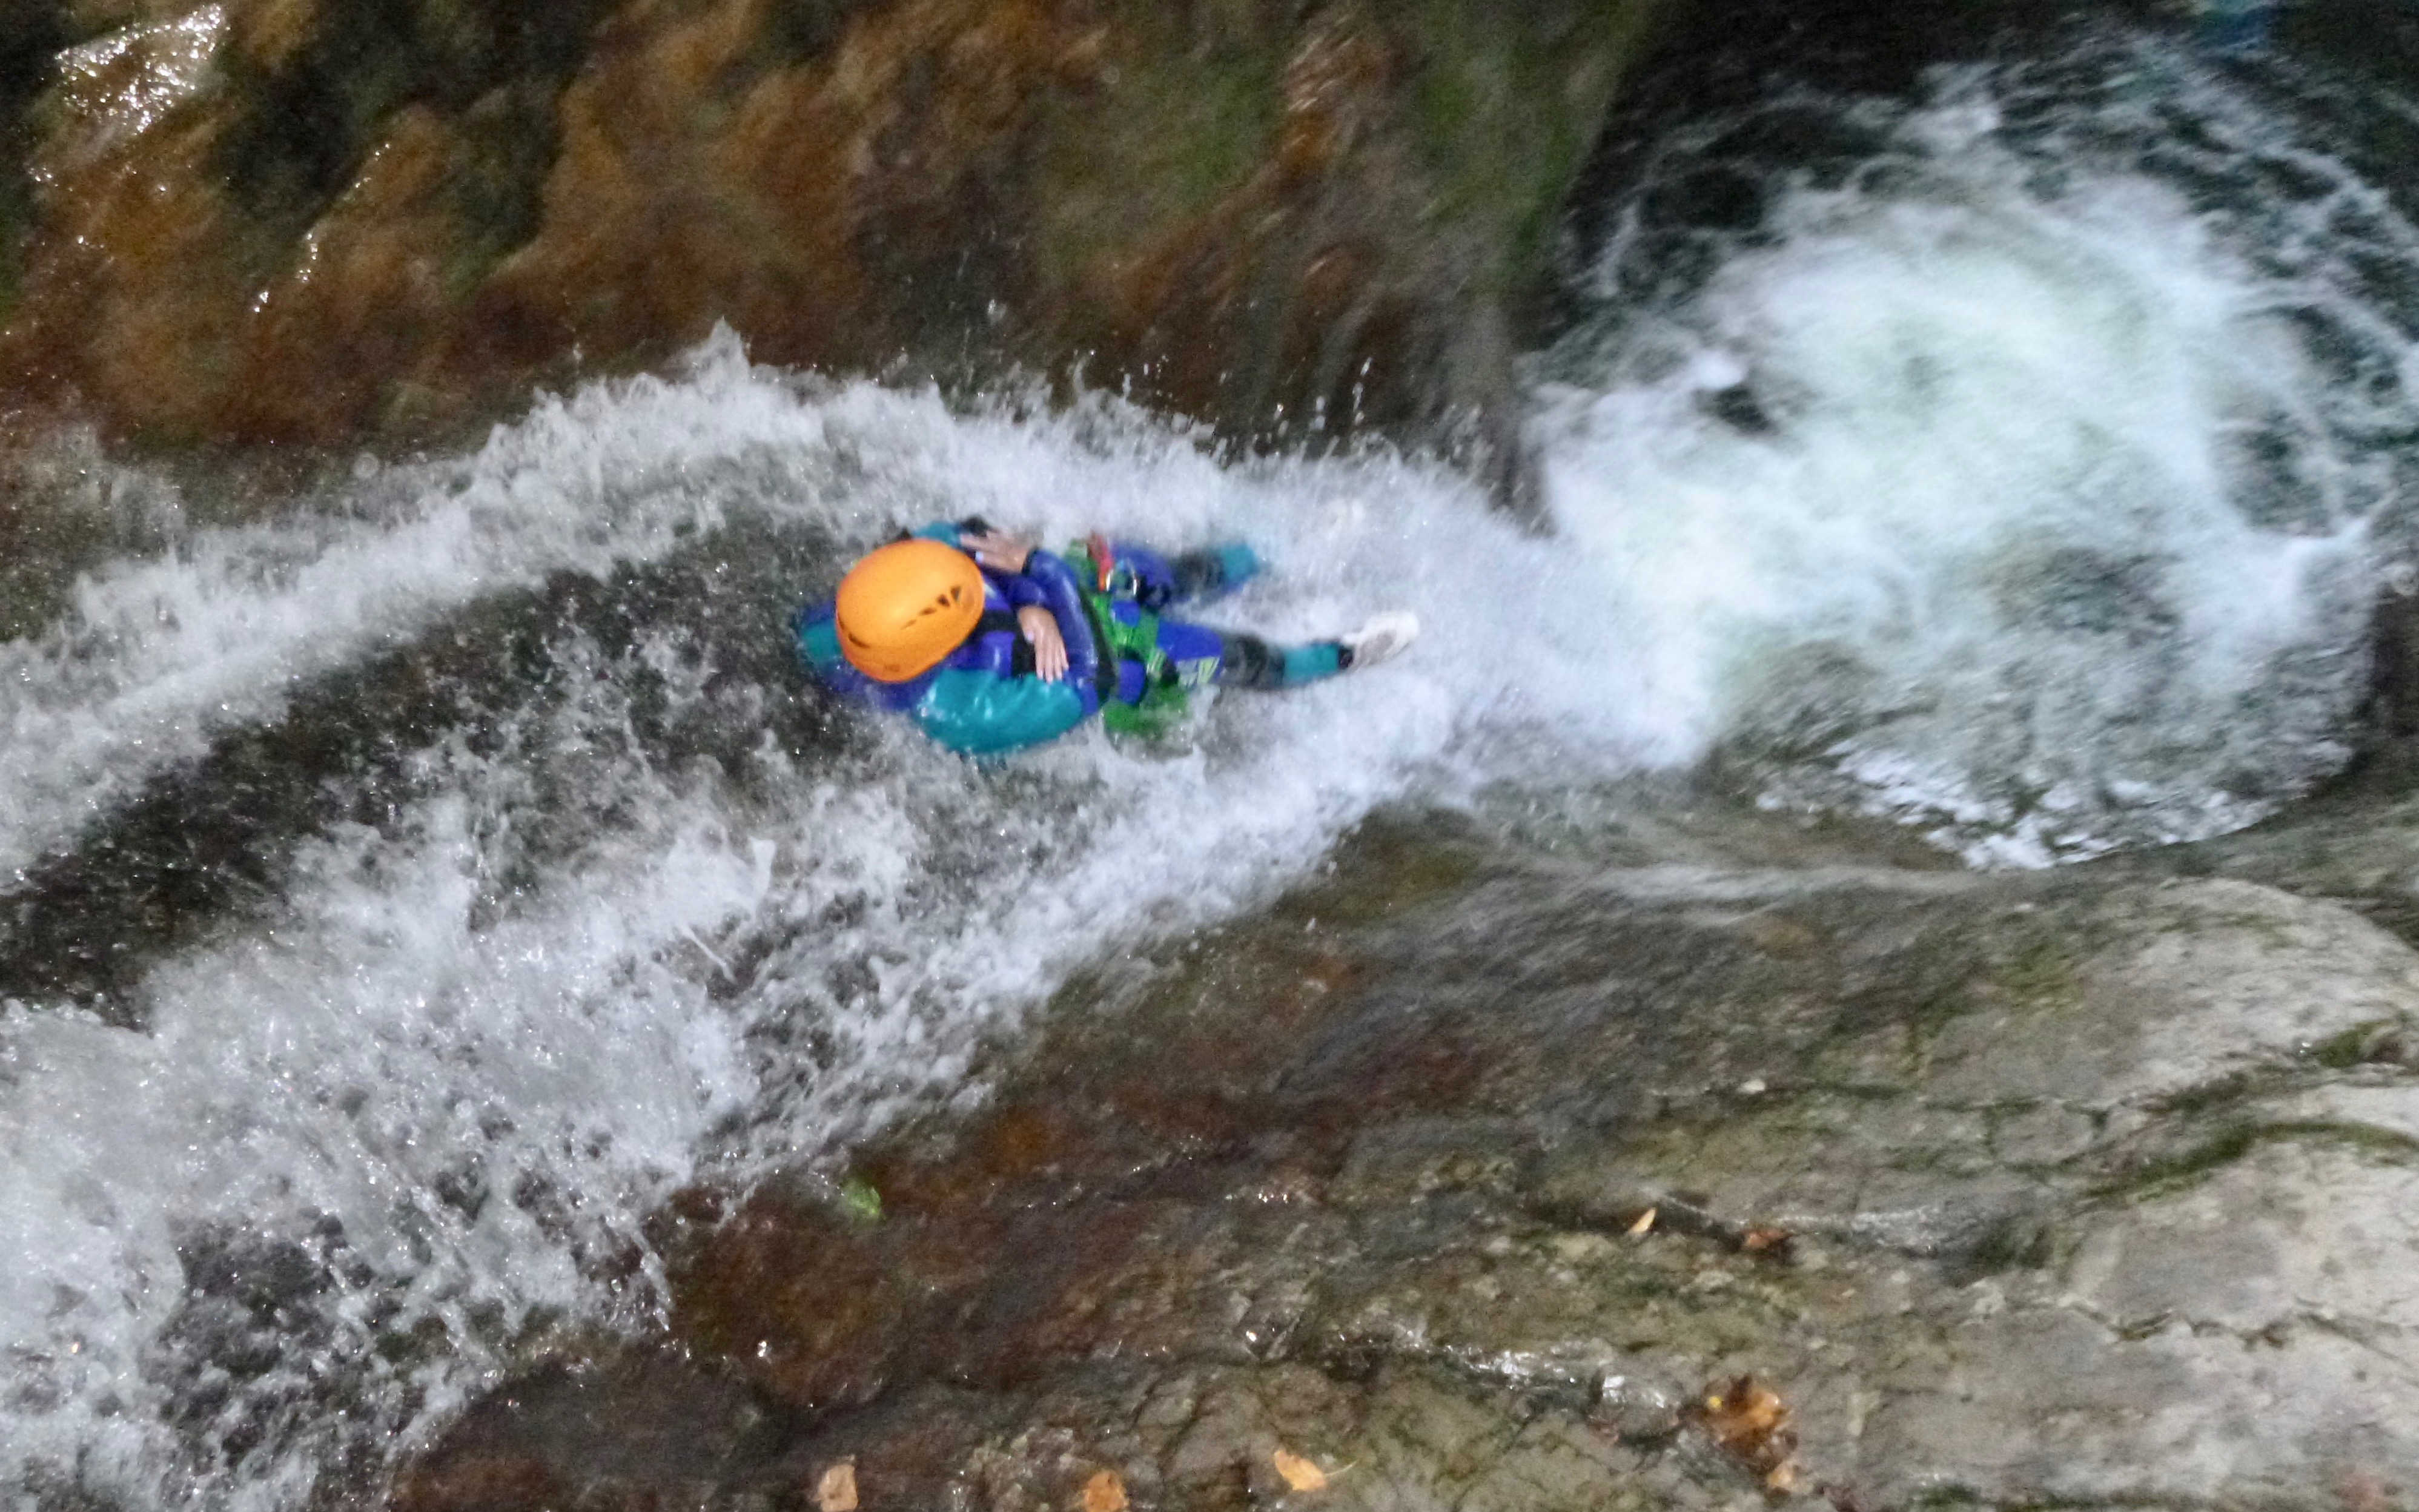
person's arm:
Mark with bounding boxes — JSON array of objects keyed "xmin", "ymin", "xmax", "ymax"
[
  {"xmin": 1017, "ymin": 606, "xmax": 1069, "ymax": 681},
  {"xmin": 907, "ymin": 516, "xmax": 995, "ymax": 546},
  {"xmin": 959, "ymin": 527, "xmax": 1036, "ymax": 573},
  {"xmin": 922, "ymin": 524, "xmax": 1049, "ymax": 615},
  {"xmin": 916, "ymin": 519, "xmax": 1028, "ymax": 565},
  {"xmin": 959, "ymin": 530, "xmax": 1090, "ymax": 684},
  {"xmin": 1014, "ymin": 547, "xmax": 1102, "ymax": 692}
]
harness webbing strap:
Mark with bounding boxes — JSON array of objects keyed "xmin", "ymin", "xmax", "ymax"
[{"xmin": 1067, "ymin": 540, "xmax": 1190, "ymax": 736}]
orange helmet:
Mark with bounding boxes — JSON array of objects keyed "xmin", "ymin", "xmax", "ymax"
[{"xmin": 833, "ymin": 538, "xmax": 986, "ymax": 682}]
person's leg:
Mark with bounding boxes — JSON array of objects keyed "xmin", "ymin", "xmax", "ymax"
[
  {"xmin": 1155, "ymin": 619, "xmax": 1345, "ymax": 692},
  {"xmin": 1110, "ymin": 542, "xmax": 1262, "ymax": 609},
  {"xmin": 1169, "ymin": 543, "xmax": 1262, "ymax": 604}
]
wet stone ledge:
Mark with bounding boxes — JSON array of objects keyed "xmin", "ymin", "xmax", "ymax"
[{"xmin": 390, "ymin": 816, "xmax": 2419, "ymax": 1511}]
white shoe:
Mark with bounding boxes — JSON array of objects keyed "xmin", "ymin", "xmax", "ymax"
[{"xmin": 1341, "ymin": 611, "xmax": 1420, "ymax": 671}]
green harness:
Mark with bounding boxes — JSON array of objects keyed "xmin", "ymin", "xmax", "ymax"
[{"xmin": 1067, "ymin": 538, "xmax": 1190, "ymax": 738}]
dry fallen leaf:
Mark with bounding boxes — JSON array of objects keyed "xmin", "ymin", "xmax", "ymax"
[
  {"xmin": 1272, "ymin": 1448, "xmax": 1329, "ymax": 1492},
  {"xmin": 1080, "ymin": 1468, "xmax": 1128, "ymax": 1512},
  {"xmin": 816, "ymin": 1459, "xmax": 858, "ymax": 1512},
  {"xmin": 1741, "ymin": 1226, "xmax": 1794, "ymax": 1255},
  {"xmin": 1690, "ymin": 1373, "xmax": 1799, "ymax": 1483},
  {"xmin": 1627, "ymin": 1206, "xmax": 1658, "ymax": 1236}
]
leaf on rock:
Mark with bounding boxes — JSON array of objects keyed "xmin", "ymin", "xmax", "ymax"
[
  {"xmin": 1690, "ymin": 1374, "xmax": 1800, "ymax": 1482},
  {"xmin": 1080, "ymin": 1468, "xmax": 1128, "ymax": 1512},
  {"xmin": 816, "ymin": 1459, "xmax": 859, "ymax": 1512},
  {"xmin": 1627, "ymin": 1206, "xmax": 1658, "ymax": 1236},
  {"xmin": 1741, "ymin": 1226, "xmax": 1793, "ymax": 1256},
  {"xmin": 839, "ymin": 1176, "xmax": 883, "ymax": 1223},
  {"xmin": 1272, "ymin": 1448, "xmax": 1329, "ymax": 1492}
]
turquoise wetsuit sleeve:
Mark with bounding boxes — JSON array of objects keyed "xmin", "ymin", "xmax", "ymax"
[{"xmin": 914, "ymin": 667, "xmax": 1092, "ymax": 754}]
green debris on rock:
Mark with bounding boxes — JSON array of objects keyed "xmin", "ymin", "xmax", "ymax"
[{"xmin": 839, "ymin": 1175, "xmax": 884, "ymax": 1224}]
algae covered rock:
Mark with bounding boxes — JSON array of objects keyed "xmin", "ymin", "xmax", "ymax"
[{"xmin": 0, "ymin": 0, "xmax": 1669, "ymax": 472}]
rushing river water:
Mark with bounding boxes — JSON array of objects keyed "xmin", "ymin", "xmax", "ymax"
[{"xmin": 2, "ymin": 13, "xmax": 2416, "ymax": 1508}]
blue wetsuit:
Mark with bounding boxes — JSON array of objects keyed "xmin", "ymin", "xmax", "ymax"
[
  {"xmin": 794, "ymin": 521, "xmax": 1348, "ymax": 756},
  {"xmin": 1093, "ymin": 541, "xmax": 1346, "ymax": 702}
]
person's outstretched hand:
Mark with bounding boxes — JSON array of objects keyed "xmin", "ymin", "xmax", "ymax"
[
  {"xmin": 962, "ymin": 530, "xmax": 1034, "ymax": 573},
  {"xmin": 1017, "ymin": 606, "xmax": 1070, "ymax": 682}
]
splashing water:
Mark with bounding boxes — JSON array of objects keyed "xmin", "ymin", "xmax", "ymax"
[
  {"xmin": 0, "ymin": 31, "xmax": 2410, "ymax": 1509},
  {"xmin": 0, "ymin": 355, "xmax": 1642, "ymax": 1508},
  {"xmin": 1535, "ymin": 44, "xmax": 2415, "ymax": 863}
]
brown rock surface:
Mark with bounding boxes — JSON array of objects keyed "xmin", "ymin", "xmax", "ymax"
[
  {"xmin": 0, "ymin": 0, "xmax": 1668, "ymax": 477},
  {"xmin": 386, "ymin": 813, "xmax": 2419, "ymax": 1510}
]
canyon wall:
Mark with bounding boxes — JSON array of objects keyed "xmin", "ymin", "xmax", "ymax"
[{"xmin": 0, "ymin": 0, "xmax": 1670, "ymax": 486}]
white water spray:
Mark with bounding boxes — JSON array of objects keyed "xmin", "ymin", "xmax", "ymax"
[
  {"xmin": 1536, "ymin": 62, "xmax": 2403, "ymax": 862},
  {"xmin": 0, "ymin": 360, "xmax": 821, "ymax": 882}
]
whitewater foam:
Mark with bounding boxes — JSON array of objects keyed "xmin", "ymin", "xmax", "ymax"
[
  {"xmin": 0, "ymin": 359, "xmax": 1607, "ymax": 1505},
  {"xmin": 1535, "ymin": 51, "xmax": 2404, "ymax": 862}
]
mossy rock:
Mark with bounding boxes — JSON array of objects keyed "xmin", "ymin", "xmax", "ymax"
[{"xmin": 0, "ymin": 0, "xmax": 1679, "ymax": 478}]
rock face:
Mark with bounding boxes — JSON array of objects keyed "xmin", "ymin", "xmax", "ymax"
[
  {"xmin": 390, "ymin": 816, "xmax": 2419, "ymax": 1510},
  {"xmin": 0, "ymin": 0, "xmax": 1664, "ymax": 476}
]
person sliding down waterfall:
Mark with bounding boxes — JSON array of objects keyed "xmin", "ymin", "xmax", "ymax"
[{"xmin": 793, "ymin": 518, "xmax": 1418, "ymax": 756}]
